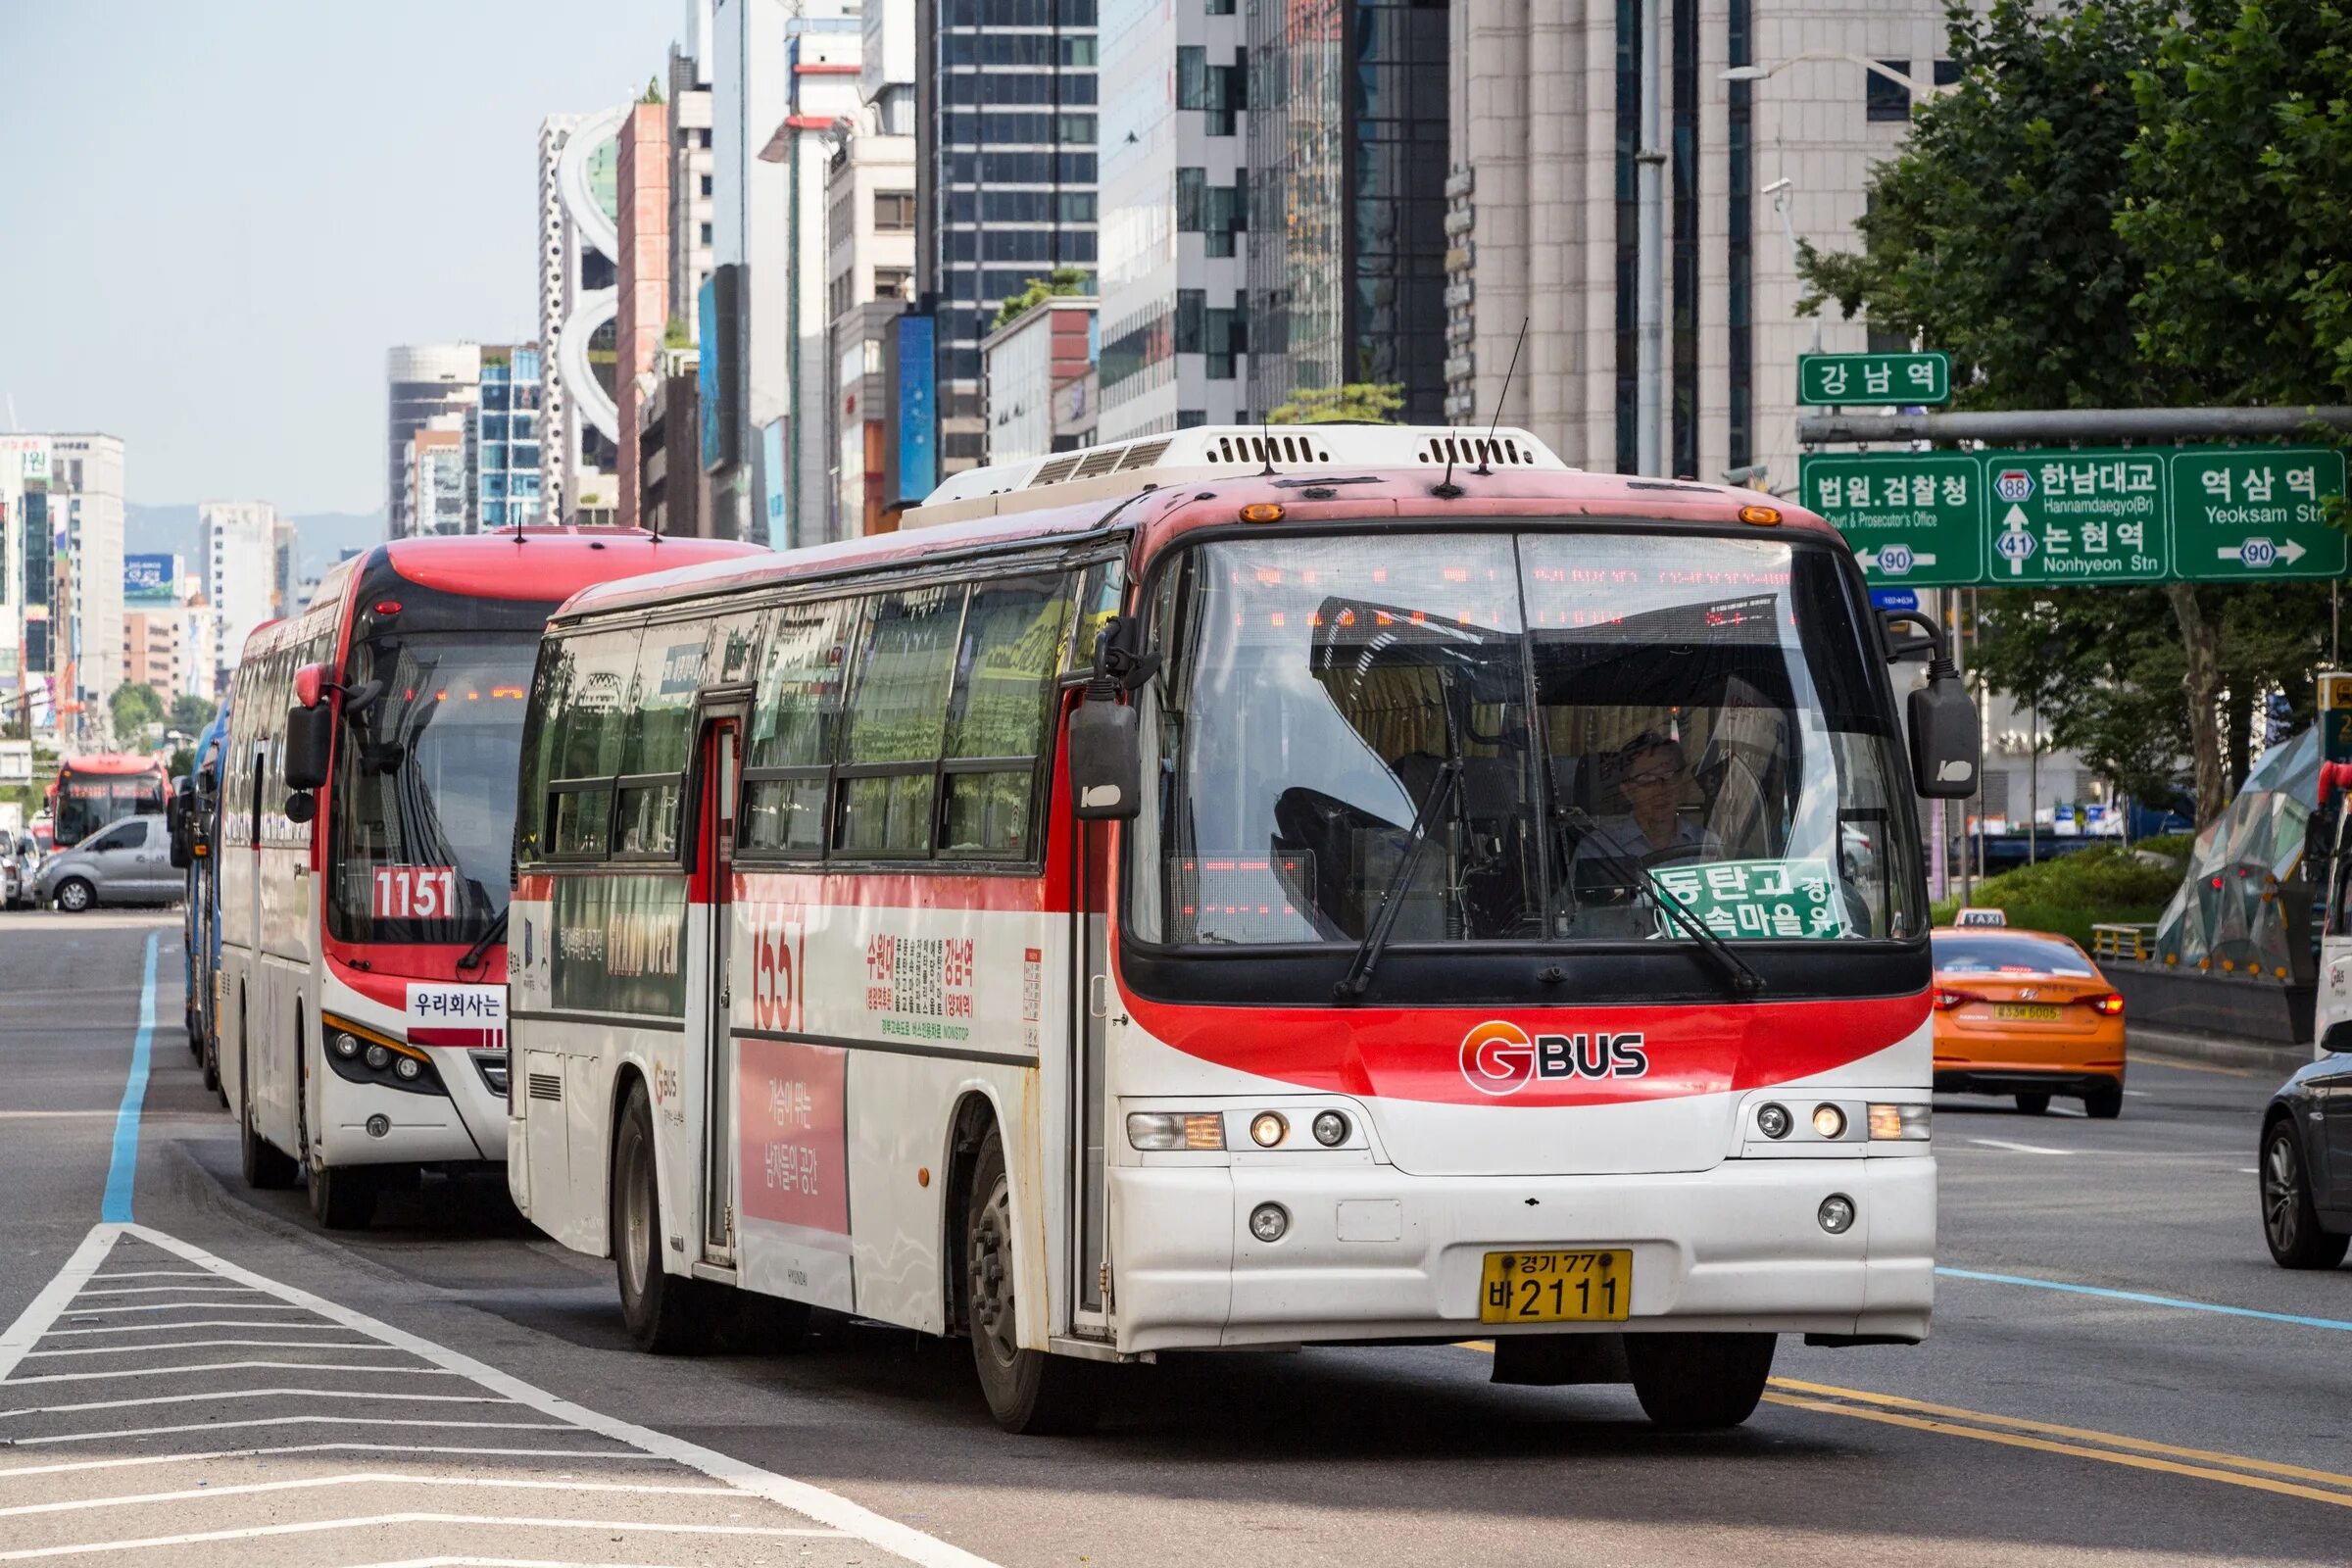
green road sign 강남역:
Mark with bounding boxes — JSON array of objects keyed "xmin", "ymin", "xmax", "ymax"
[
  {"xmin": 1798, "ymin": 452, "xmax": 1984, "ymax": 587},
  {"xmin": 1796, "ymin": 352, "xmax": 1950, "ymax": 407},
  {"xmin": 2169, "ymin": 447, "xmax": 2349, "ymax": 580}
]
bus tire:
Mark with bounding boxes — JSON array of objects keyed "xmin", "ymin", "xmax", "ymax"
[
  {"xmin": 53, "ymin": 878, "xmax": 93, "ymax": 913},
  {"xmin": 309, "ymin": 1163, "xmax": 377, "ymax": 1230},
  {"xmin": 612, "ymin": 1079, "xmax": 714, "ymax": 1354},
  {"xmin": 238, "ymin": 1020, "xmax": 298, "ymax": 1191},
  {"xmin": 963, "ymin": 1127, "xmax": 1100, "ymax": 1435},
  {"xmin": 1624, "ymin": 1331, "xmax": 1776, "ymax": 1431}
]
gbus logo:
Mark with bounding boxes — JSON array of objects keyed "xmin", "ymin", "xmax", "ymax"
[{"xmin": 1458, "ymin": 1020, "xmax": 1650, "ymax": 1097}]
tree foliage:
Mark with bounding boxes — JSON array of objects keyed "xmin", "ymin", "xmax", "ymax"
[
  {"xmin": 1267, "ymin": 383, "xmax": 1406, "ymax": 425},
  {"xmin": 991, "ymin": 267, "xmax": 1092, "ymax": 331},
  {"xmin": 1800, "ymin": 0, "xmax": 2352, "ymax": 826},
  {"xmin": 169, "ymin": 695, "xmax": 217, "ymax": 736},
  {"xmin": 108, "ymin": 683, "xmax": 164, "ymax": 741}
]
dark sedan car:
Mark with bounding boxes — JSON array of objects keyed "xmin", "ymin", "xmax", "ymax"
[{"xmin": 2260, "ymin": 1039, "xmax": 2352, "ymax": 1269}]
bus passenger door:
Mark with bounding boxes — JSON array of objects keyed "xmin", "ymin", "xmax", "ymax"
[
  {"xmin": 1069, "ymin": 813, "xmax": 1114, "ymax": 1339},
  {"xmin": 694, "ymin": 707, "xmax": 748, "ymax": 1268}
]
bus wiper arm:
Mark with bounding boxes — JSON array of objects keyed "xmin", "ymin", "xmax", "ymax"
[
  {"xmin": 1334, "ymin": 759, "xmax": 1459, "ymax": 1004},
  {"xmin": 1645, "ymin": 875, "xmax": 1766, "ymax": 997},
  {"xmin": 456, "ymin": 906, "xmax": 509, "ymax": 975}
]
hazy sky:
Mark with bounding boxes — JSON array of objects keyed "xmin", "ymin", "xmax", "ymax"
[{"xmin": 0, "ymin": 1, "xmax": 679, "ymax": 514}]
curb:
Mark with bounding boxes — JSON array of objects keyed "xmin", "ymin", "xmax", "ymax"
[{"xmin": 2127, "ymin": 1024, "xmax": 2312, "ymax": 1078}]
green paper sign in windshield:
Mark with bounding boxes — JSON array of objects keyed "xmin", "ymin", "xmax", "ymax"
[{"xmin": 1649, "ymin": 858, "xmax": 1848, "ymax": 942}]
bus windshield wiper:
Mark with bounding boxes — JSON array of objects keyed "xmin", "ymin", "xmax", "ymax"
[
  {"xmin": 1645, "ymin": 875, "xmax": 1766, "ymax": 997},
  {"xmin": 1334, "ymin": 759, "xmax": 1459, "ymax": 1004},
  {"xmin": 456, "ymin": 906, "xmax": 509, "ymax": 975}
]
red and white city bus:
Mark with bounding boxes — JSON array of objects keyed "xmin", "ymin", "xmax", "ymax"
[
  {"xmin": 50, "ymin": 752, "xmax": 170, "ymax": 847},
  {"xmin": 215, "ymin": 528, "xmax": 762, "ymax": 1230},
  {"xmin": 506, "ymin": 427, "xmax": 1978, "ymax": 1433}
]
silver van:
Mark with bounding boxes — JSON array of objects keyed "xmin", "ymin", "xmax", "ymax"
[{"xmin": 37, "ymin": 816, "xmax": 178, "ymax": 911}]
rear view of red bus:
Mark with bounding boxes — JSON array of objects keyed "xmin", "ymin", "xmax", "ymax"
[
  {"xmin": 51, "ymin": 752, "xmax": 169, "ymax": 848},
  {"xmin": 508, "ymin": 427, "xmax": 1979, "ymax": 1434},
  {"xmin": 215, "ymin": 528, "xmax": 762, "ymax": 1230}
]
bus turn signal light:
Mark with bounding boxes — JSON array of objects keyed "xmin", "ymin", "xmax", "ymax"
[
  {"xmin": 1127, "ymin": 1111, "xmax": 1226, "ymax": 1152},
  {"xmin": 1239, "ymin": 503, "xmax": 1286, "ymax": 523},
  {"xmin": 1868, "ymin": 1103, "xmax": 1932, "ymax": 1141},
  {"xmin": 1738, "ymin": 504, "xmax": 1782, "ymax": 526}
]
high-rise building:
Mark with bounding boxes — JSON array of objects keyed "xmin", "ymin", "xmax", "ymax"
[
  {"xmin": 1097, "ymin": 0, "xmax": 1249, "ymax": 440},
  {"xmin": 465, "ymin": 348, "xmax": 546, "ymax": 533},
  {"xmin": 827, "ymin": 115, "xmax": 917, "ymax": 536},
  {"xmin": 913, "ymin": 0, "xmax": 1101, "ymax": 477},
  {"xmin": 405, "ymin": 423, "xmax": 467, "ymax": 537},
  {"xmin": 982, "ymin": 295, "xmax": 1096, "ymax": 463},
  {"xmin": 385, "ymin": 345, "xmax": 483, "ymax": 538},
  {"xmin": 1248, "ymin": 0, "xmax": 1449, "ymax": 425},
  {"xmin": 1446, "ymin": 3, "xmax": 1944, "ymax": 484},
  {"xmin": 43, "ymin": 435, "xmax": 127, "ymax": 734},
  {"xmin": 538, "ymin": 108, "xmax": 630, "ymax": 523},
  {"xmin": 617, "ymin": 97, "xmax": 672, "ymax": 533},
  {"xmin": 668, "ymin": 34, "xmax": 718, "ymax": 344},
  {"xmin": 710, "ymin": 0, "xmax": 801, "ymax": 540},
  {"xmin": 202, "ymin": 501, "xmax": 279, "ymax": 695}
]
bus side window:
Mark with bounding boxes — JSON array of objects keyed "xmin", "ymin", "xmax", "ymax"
[
  {"xmin": 942, "ymin": 573, "xmax": 1071, "ymax": 860},
  {"xmin": 837, "ymin": 586, "xmax": 961, "ymax": 858},
  {"xmin": 545, "ymin": 626, "xmax": 643, "ymax": 859},
  {"xmin": 743, "ymin": 598, "xmax": 858, "ymax": 858},
  {"xmin": 515, "ymin": 635, "xmax": 573, "ymax": 865},
  {"xmin": 1064, "ymin": 558, "xmax": 1129, "ymax": 675},
  {"xmin": 613, "ymin": 625, "xmax": 708, "ymax": 859}
]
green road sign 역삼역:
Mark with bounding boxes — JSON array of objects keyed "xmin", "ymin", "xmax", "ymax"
[
  {"xmin": 1796, "ymin": 352, "xmax": 1950, "ymax": 407},
  {"xmin": 1979, "ymin": 448, "xmax": 2171, "ymax": 585},
  {"xmin": 1799, "ymin": 452, "xmax": 1984, "ymax": 588},
  {"xmin": 2169, "ymin": 447, "xmax": 2350, "ymax": 580}
]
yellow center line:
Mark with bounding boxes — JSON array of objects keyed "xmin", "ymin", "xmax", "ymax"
[{"xmin": 1455, "ymin": 1344, "xmax": 2351, "ymax": 1506}]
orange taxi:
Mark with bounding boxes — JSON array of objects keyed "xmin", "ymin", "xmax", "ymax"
[{"xmin": 1930, "ymin": 927, "xmax": 2126, "ymax": 1118}]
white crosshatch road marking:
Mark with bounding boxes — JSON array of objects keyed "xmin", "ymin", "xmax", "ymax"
[{"xmin": 0, "ymin": 1223, "xmax": 1004, "ymax": 1568}]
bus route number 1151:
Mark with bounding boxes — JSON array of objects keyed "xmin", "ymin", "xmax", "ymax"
[{"xmin": 374, "ymin": 866, "xmax": 457, "ymax": 920}]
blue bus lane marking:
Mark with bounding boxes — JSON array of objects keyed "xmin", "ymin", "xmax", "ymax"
[
  {"xmin": 1936, "ymin": 1266, "xmax": 2352, "ymax": 1334},
  {"xmin": 101, "ymin": 932, "xmax": 161, "ymax": 1223}
]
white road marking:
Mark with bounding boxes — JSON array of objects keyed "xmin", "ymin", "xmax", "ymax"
[
  {"xmin": 3, "ymin": 1359, "xmax": 456, "ymax": 1385},
  {"xmin": 1966, "ymin": 1137, "xmax": 2075, "ymax": 1155},
  {"xmin": 22, "ymin": 1339, "xmax": 380, "ymax": 1358},
  {"xmin": 0, "ymin": 1111, "xmax": 119, "ymax": 1120},
  {"xmin": 0, "ymin": 1386, "xmax": 511, "ymax": 1419},
  {"xmin": 2123, "ymin": 1089, "xmax": 2151, "ymax": 1098},
  {"xmin": 2239, "ymin": 1166, "xmax": 2260, "ymax": 1174},
  {"xmin": 36, "ymin": 1319, "xmax": 363, "ymax": 1336},
  {"xmin": 0, "ymin": 1473, "xmax": 733, "ymax": 1519},
  {"xmin": 0, "ymin": 1229, "xmax": 115, "ymax": 1382},
  {"xmin": 17, "ymin": 1415, "xmax": 580, "ymax": 1446},
  {"xmin": 84, "ymin": 1272, "xmax": 211, "ymax": 1281},
  {"xmin": 74, "ymin": 1284, "xmax": 259, "ymax": 1298},
  {"xmin": 0, "ymin": 1444, "xmax": 640, "ymax": 1480},
  {"xmin": 0, "ymin": 1514, "xmax": 847, "ymax": 1561},
  {"xmin": 62, "ymin": 1301, "xmax": 311, "ymax": 1315}
]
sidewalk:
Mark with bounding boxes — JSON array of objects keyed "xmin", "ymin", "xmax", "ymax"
[{"xmin": 2126, "ymin": 1022, "xmax": 2314, "ymax": 1078}]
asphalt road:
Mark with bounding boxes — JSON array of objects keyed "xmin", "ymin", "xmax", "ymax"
[{"xmin": 4, "ymin": 909, "xmax": 2349, "ymax": 1566}]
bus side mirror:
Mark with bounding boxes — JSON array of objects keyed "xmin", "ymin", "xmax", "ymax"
[
  {"xmin": 293, "ymin": 662, "xmax": 327, "ymax": 710},
  {"xmin": 284, "ymin": 703, "xmax": 333, "ymax": 792},
  {"xmin": 1910, "ymin": 673, "xmax": 1981, "ymax": 800},
  {"xmin": 168, "ymin": 777, "xmax": 194, "ymax": 869},
  {"xmin": 1069, "ymin": 700, "xmax": 1142, "ymax": 821}
]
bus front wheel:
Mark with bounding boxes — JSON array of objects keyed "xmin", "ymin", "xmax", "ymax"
[
  {"xmin": 238, "ymin": 1019, "xmax": 297, "ymax": 1191},
  {"xmin": 1624, "ymin": 1331, "xmax": 1777, "ymax": 1431},
  {"xmin": 963, "ymin": 1127, "xmax": 1100, "ymax": 1435},
  {"xmin": 612, "ymin": 1079, "xmax": 715, "ymax": 1353},
  {"xmin": 309, "ymin": 1163, "xmax": 377, "ymax": 1230}
]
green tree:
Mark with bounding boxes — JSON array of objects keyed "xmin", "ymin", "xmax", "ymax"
[
  {"xmin": 169, "ymin": 694, "xmax": 217, "ymax": 736},
  {"xmin": 991, "ymin": 266, "xmax": 1092, "ymax": 331},
  {"xmin": 1266, "ymin": 382, "xmax": 1407, "ymax": 424},
  {"xmin": 109, "ymin": 683, "xmax": 164, "ymax": 741}
]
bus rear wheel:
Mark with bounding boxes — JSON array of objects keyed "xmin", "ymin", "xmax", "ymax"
[
  {"xmin": 612, "ymin": 1079, "xmax": 715, "ymax": 1353},
  {"xmin": 309, "ymin": 1163, "xmax": 377, "ymax": 1230},
  {"xmin": 1624, "ymin": 1331, "xmax": 1777, "ymax": 1431},
  {"xmin": 963, "ymin": 1127, "xmax": 1100, "ymax": 1435}
]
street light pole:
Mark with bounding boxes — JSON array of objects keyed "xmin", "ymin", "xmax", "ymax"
[{"xmin": 1636, "ymin": 0, "xmax": 1666, "ymax": 476}]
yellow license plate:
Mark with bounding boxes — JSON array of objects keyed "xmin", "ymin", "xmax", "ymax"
[
  {"xmin": 1993, "ymin": 1004, "xmax": 2063, "ymax": 1021},
  {"xmin": 1480, "ymin": 1249, "xmax": 1631, "ymax": 1324}
]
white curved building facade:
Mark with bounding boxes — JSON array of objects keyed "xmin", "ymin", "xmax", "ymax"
[{"xmin": 537, "ymin": 106, "xmax": 629, "ymax": 523}]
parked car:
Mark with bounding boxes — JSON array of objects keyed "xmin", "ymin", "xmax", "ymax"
[
  {"xmin": 2259, "ymin": 1041, "xmax": 2352, "ymax": 1269},
  {"xmin": 0, "ymin": 842, "xmax": 20, "ymax": 909},
  {"xmin": 1930, "ymin": 927, "xmax": 2127, "ymax": 1117},
  {"xmin": 35, "ymin": 815, "xmax": 180, "ymax": 911}
]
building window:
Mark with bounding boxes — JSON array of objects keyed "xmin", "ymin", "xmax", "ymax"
[
  {"xmin": 1727, "ymin": 0, "xmax": 1753, "ymax": 470},
  {"xmin": 874, "ymin": 191, "xmax": 916, "ymax": 231},
  {"xmin": 1933, "ymin": 59, "xmax": 1961, "ymax": 87},
  {"xmin": 700, "ymin": 222, "xmax": 712, "ymax": 246},
  {"xmin": 1866, "ymin": 61, "xmax": 1912, "ymax": 122},
  {"xmin": 701, "ymin": 173, "xmax": 713, "ymax": 196},
  {"xmin": 873, "ymin": 267, "xmax": 912, "ymax": 302},
  {"xmin": 1670, "ymin": 0, "xmax": 1697, "ymax": 481}
]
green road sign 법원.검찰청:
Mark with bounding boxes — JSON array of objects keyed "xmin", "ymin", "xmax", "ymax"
[
  {"xmin": 1796, "ymin": 352, "xmax": 1951, "ymax": 408},
  {"xmin": 1797, "ymin": 445, "xmax": 2348, "ymax": 588}
]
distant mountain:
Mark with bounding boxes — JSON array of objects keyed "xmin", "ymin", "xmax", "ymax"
[{"xmin": 123, "ymin": 505, "xmax": 385, "ymax": 583}]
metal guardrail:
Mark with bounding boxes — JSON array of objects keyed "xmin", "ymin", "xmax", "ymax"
[{"xmin": 2092, "ymin": 922, "xmax": 2158, "ymax": 961}]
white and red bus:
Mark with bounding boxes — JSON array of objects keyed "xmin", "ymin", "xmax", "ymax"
[
  {"xmin": 215, "ymin": 529, "xmax": 762, "ymax": 1229},
  {"xmin": 507, "ymin": 426, "xmax": 1978, "ymax": 1432},
  {"xmin": 51, "ymin": 752, "xmax": 170, "ymax": 847}
]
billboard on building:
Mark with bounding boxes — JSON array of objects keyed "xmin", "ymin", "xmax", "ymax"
[
  {"xmin": 895, "ymin": 315, "xmax": 937, "ymax": 503},
  {"xmin": 123, "ymin": 554, "xmax": 178, "ymax": 608},
  {"xmin": 0, "ymin": 437, "xmax": 49, "ymax": 485},
  {"xmin": 760, "ymin": 418, "xmax": 786, "ymax": 547}
]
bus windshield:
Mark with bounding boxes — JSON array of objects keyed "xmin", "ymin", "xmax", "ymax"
[
  {"xmin": 1129, "ymin": 530, "xmax": 1922, "ymax": 949},
  {"xmin": 328, "ymin": 624, "xmax": 541, "ymax": 946},
  {"xmin": 55, "ymin": 762, "xmax": 167, "ymax": 847}
]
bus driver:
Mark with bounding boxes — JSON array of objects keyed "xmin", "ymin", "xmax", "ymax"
[{"xmin": 1558, "ymin": 729, "xmax": 1723, "ymax": 937}]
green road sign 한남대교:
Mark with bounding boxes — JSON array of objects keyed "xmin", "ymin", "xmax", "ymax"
[{"xmin": 1796, "ymin": 352, "xmax": 1950, "ymax": 407}]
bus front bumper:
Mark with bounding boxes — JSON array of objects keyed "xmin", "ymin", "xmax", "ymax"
[
  {"xmin": 1107, "ymin": 1153, "xmax": 1935, "ymax": 1353},
  {"xmin": 318, "ymin": 1049, "xmax": 509, "ymax": 1167}
]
